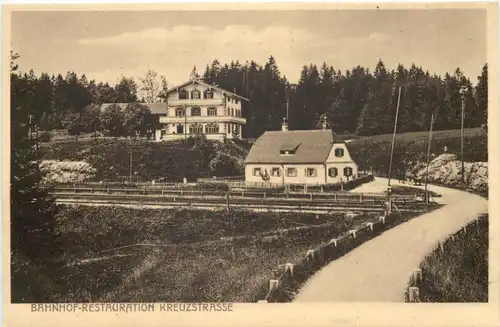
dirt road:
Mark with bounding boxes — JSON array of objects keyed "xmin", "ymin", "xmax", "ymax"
[{"xmin": 294, "ymin": 177, "xmax": 487, "ymax": 302}]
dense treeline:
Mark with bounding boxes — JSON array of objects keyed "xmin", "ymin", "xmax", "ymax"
[
  {"xmin": 12, "ymin": 53, "xmax": 487, "ymax": 139},
  {"xmin": 202, "ymin": 57, "xmax": 488, "ymax": 137}
]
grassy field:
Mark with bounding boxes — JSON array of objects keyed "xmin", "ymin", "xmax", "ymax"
[
  {"xmin": 347, "ymin": 127, "xmax": 487, "ymax": 175},
  {"xmin": 410, "ymin": 214, "xmax": 488, "ymax": 302},
  {"xmin": 39, "ymin": 206, "xmax": 383, "ymax": 302},
  {"xmin": 40, "ymin": 137, "xmax": 250, "ymax": 183}
]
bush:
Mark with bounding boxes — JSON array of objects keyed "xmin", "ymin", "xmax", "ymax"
[{"xmin": 38, "ymin": 131, "xmax": 52, "ymax": 143}]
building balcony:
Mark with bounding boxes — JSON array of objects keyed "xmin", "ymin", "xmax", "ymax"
[
  {"xmin": 159, "ymin": 115, "xmax": 246, "ymax": 125},
  {"xmin": 168, "ymin": 98, "xmax": 224, "ymax": 107}
]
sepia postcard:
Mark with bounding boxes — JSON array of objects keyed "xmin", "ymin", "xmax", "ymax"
[{"xmin": 2, "ymin": 2, "xmax": 499, "ymax": 327}]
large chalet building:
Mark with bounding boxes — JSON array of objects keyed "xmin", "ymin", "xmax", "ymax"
[
  {"xmin": 158, "ymin": 78, "xmax": 249, "ymax": 141},
  {"xmin": 244, "ymin": 119, "xmax": 359, "ymax": 185},
  {"xmin": 100, "ymin": 77, "xmax": 249, "ymax": 141}
]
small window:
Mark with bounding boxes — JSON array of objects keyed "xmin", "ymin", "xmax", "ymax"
[
  {"xmin": 191, "ymin": 89, "xmax": 201, "ymax": 99},
  {"xmin": 178, "ymin": 89, "xmax": 188, "ymax": 100},
  {"xmin": 253, "ymin": 168, "xmax": 261, "ymax": 176},
  {"xmin": 206, "ymin": 123, "xmax": 219, "ymax": 134},
  {"xmin": 335, "ymin": 148, "xmax": 345, "ymax": 157},
  {"xmin": 189, "ymin": 124, "xmax": 203, "ymax": 135},
  {"xmin": 328, "ymin": 167, "xmax": 338, "ymax": 177},
  {"xmin": 271, "ymin": 167, "xmax": 280, "ymax": 177},
  {"xmin": 286, "ymin": 168, "xmax": 297, "ymax": 177},
  {"xmin": 207, "ymin": 107, "xmax": 217, "ymax": 116},
  {"xmin": 231, "ymin": 108, "xmax": 234, "ymax": 116},
  {"xmin": 344, "ymin": 167, "xmax": 353, "ymax": 177},
  {"xmin": 175, "ymin": 108, "xmax": 185, "ymax": 117},
  {"xmin": 204, "ymin": 89, "xmax": 214, "ymax": 99},
  {"xmin": 235, "ymin": 99, "xmax": 239, "ymax": 104},
  {"xmin": 191, "ymin": 107, "xmax": 201, "ymax": 116},
  {"xmin": 305, "ymin": 168, "xmax": 317, "ymax": 177}
]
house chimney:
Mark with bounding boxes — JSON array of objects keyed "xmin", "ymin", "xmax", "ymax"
[
  {"xmin": 282, "ymin": 117, "xmax": 288, "ymax": 132},
  {"xmin": 321, "ymin": 115, "xmax": 328, "ymax": 130}
]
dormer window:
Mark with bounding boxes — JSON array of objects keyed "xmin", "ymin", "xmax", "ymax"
[
  {"xmin": 204, "ymin": 89, "xmax": 214, "ymax": 99},
  {"xmin": 191, "ymin": 89, "xmax": 201, "ymax": 99},
  {"xmin": 179, "ymin": 89, "xmax": 188, "ymax": 100},
  {"xmin": 280, "ymin": 142, "xmax": 301, "ymax": 156},
  {"xmin": 335, "ymin": 148, "xmax": 345, "ymax": 157}
]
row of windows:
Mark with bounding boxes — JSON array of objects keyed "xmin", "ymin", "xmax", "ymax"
[
  {"xmin": 178, "ymin": 89, "xmax": 241, "ymax": 104},
  {"xmin": 229, "ymin": 108, "xmax": 241, "ymax": 117},
  {"xmin": 178, "ymin": 89, "xmax": 214, "ymax": 100},
  {"xmin": 174, "ymin": 107, "xmax": 242, "ymax": 117},
  {"xmin": 175, "ymin": 123, "xmax": 220, "ymax": 134},
  {"xmin": 253, "ymin": 167, "xmax": 353, "ymax": 178},
  {"xmin": 175, "ymin": 107, "xmax": 218, "ymax": 117}
]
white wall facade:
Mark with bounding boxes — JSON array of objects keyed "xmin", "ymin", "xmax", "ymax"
[
  {"xmin": 245, "ymin": 164, "xmax": 327, "ymax": 185},
  {"xmin": 244, "ymin": 143, "xmax": 360, "ymax": 185},
  {"xmin": 155, "ymin": 81, "xmax": 246, "ymax": 141}
]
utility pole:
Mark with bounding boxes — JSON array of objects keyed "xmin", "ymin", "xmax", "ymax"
[
  {"xmin": 424, "ymin": 114, "xmax": 435, "ymax": 204},
  {"xmin": 184, "ymin": 105, "xmax": 187, "ymax": 142},
  {"xmin": 460, "ymin": 86, "xmax": 466, "ymax": 185},
  {"xmin": 129, "ymin": 137, "xmax": 133, "ymax": 183},
  {"xmin": 28, "ymin": 114, "xmax": 34, "ymax": 140},
  {"xmin": 387, "ymin": 86, "xmax": 402, "ymax": 215},
  {"xmin": 388, "ymin": 86, "xmax": 402, "ymax": 187}
]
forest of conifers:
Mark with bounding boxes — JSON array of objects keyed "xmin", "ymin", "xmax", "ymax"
[{"xmin": 11, "ymin": 55, "xmax": 488, "ymax": 138}]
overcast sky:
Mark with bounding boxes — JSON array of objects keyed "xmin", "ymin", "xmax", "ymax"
[{"xmin": 11, "ymin": 9, "xmax": 486, "ymax": 87}]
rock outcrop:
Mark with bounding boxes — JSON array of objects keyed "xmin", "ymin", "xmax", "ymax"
[{"xmin": 408, "ymin": 154, "xmax": 488, "ymax": 194}]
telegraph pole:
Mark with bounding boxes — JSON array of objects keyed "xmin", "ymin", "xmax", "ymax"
[
  {"xmin": 387, "ymin": 86, "xmax": 402, "ymax": 215},
  {"xmin": 28, "ymin": 114, "xmax": 34, "ymax": 140},
  {"xmin": 460, "ymin": 86, "xmax": 466, "ymax": 185},
  {"xmin": 388, "ymin": 86, "xmax": 402, "ymax": 187},
  {"xmin": 129, "ymin": 137, "xmax": 133, "ymax": 183},
  {"xmin": 424, "ymin": 114, "xmax": 435, "ymax": 204}
]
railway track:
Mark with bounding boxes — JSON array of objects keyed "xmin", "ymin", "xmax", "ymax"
[{"xmin": 51, "ymin": 191, "xmax": 437, "ymax": 213}]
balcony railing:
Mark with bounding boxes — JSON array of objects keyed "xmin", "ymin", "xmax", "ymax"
[
  {"xmin": 159, "ymin": 115, "xmax": 246, "ymax": 124},
  {"xmin": 168, "ymin": 98, "xmax": 224, "ymax": 106}
]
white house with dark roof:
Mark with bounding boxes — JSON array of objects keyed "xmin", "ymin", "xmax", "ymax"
[
  {"xmin": 100, "ymin": 77, "xmax": 249, "ymax": 141},
  {"xmin": 159, "ymin": 78, "xmax": 249, "ymax": 141},
  {"xmin": 244, "ymin": 121, "xmax": 358, "ymax": 185}
]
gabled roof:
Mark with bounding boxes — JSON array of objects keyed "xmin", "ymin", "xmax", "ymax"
[
  {"xmin": 165, "ymin": 79, "xmax": 250, "ymax": 101},
  {"xmin": 100, "ymin": 103, "xmax": 168, "ymax": 115},
  {"xmin": 245, "ymin": 129, "xmax": 345, "ymax": 164}
]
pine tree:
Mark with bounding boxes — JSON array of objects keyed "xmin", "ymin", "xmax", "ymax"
[
  {"xmin": 475, "ymin": 64, "xmax": 488, "ymax": 130},
  {"xmin": 10, "ymin": 53, "xmax": 61, "ymax": 302}
]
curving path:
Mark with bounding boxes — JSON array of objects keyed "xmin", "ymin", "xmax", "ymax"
[{"xmin": 294, "ymin": 177, "xmax": 488, "ymax": 302}]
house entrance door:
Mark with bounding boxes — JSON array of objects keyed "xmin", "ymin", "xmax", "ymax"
[{"xmin": 176, "ymin": 124, "xmax": 184, "ymax": 134}]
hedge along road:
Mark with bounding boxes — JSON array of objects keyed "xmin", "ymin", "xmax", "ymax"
[{"xmin": 293, "ymin": 177, "xmax": 488, "ymax": 302}]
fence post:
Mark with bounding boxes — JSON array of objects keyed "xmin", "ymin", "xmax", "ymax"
[
  {"xmin": 269, "ymin": 279, "xmax": 279, "ymax": 293},
  {"xmin": 366, "ymin": 222, "xmax": 374, "ymax": 231},
  {"xmin": 306, "ymin": 249, "xmax": 315, "ymax": 260},
  {"xmin": 285, "ymin": 263, "xmax": 294, "ymax": 276},
  {"xmin": 310, "ymin": 193, "xmax": 313, "ymax": 200},
  {"xmin": 408, "ymin": 286, "xmax": 419, "ymax": 302},
  {"xmin": 349, "ymin": 230, "xmax": 357, "ymax": 239}
]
